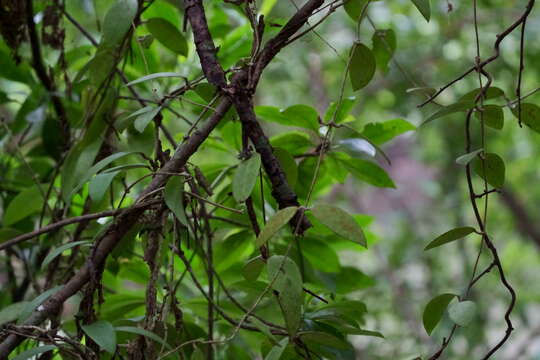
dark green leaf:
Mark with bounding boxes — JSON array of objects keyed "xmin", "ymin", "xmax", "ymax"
[
  {"xmin": 102, "ymin": 0, "xmax": 138, "ymax": 46},
  {"xmin": 475, "ymin": 105, "xmax": 504, "ymax": 130},
  {"xmin": 311, "ymin": 204, "xmax": 367, "ymax": 247},
  {"xmin": 299, "ymin": 331, "xmax": 352, "ymax": 349},
  {"xmin": 274, "ymin": 148, "xmax": 298, "ymax": 187},
  {"xmin": 4, "ymin": 186, "xmax": 43, "ymax": 226},
  {"xmin": 164, "ymin": 176, "xmax": 188, "ymax": 226},
  {"xmin": 242, "ymin": 256, "xmax": 266, "ymax": 281},
  {"xmin": 448, "ymin": 300, "xmax": 476, "ymax": 327},
  {"xmin": 12, "ymin": 345, "xmax": 56, "ymax": 360},
  {"xmin": 324, "ymin": 97, "xmax": 357, "ymax": 124},
  {"xmin": 423, "ymin": 101, "xmax": 475, "ymax": 125},
  {"xmin": 146, "ymin": 18, "xmax": 188, "ymax": 56},
  {"xmin": 42, "ymin": 241, "xmax": 91, "ymax": 268},
  {"xmin": 233, "ymin": 153, "xmax": 261, "ymax": 202},
  {"xmin": 82, "ymin": 320, "xmax": 117, "ymax": 354},
  {"xmin": 423, "ymin": 294, "xmax": 456, "ymax": 335},
  {"xmin": 89, "ymin": 171, "xmax": 121, "ymax": 202},
  {"xmin": 473, "ymin": 152, "xmax": 505, "ymax": 188},
  {"xmin": 372, "ymin": 29, "xmax": 396, "ymax": 74},
  {"xmin": 256, "ymin": 207, "xmax": 297, "ymax": 247},
  {"xmin": 18, "ymin": 286, "xmax": 62, "ymax": 323},
  {"xmin": 424, "ymin": 227, "xmax": 476, "ymax": 251},
  {"xmin": 411, "ymin": 0, "xmax": 431, "ymax": 22},
  {"xmin": 0, "ymin": 302, "xmax": 29, "ymax": 326},
  {"xmin": 460, "ymin": 87, "xmax": 505, "ymax": 102},
  {"xmin": 251, "ymin": 317, "xmax": 280, "ymax": 345},
  {"xmin": 511, "ymin": 103, "xmax": 540, "ymax": 133},
  {"xmin": 350, "ymin": 43, "xmax": 376, "ymax": 91},
  {"xmin": 134, "ymin": 106, "xmax": 161, "ymax": 133},
  {"xmin": 344, "ymin": 0, "xmax": 370, "ymax": 21}
]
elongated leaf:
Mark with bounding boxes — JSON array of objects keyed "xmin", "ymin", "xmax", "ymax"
[
  {"xmin": 102, "ymin": 0, "xmax": 138, "ymax": 46},
  {"xmin": 423, "ymin": 101, "xmax": 475, "ymax": 125},
  {"xmin": 460, "ymin": 87, "xmax": 505, "ymax": 102},
  {"xmin": 164, "ymin": 176, "xmax": 188, "ymax": 226},
  {"xmin": 12, "ymin": 345, "xmax": 56, "ymax": 360},
  {"xmin": 411, "ymin": 0, "xmax": 430, "ymax": 22},
  {"xmin": 125, "ymin": 72, "xmax": 183, "ymax": 87},
  {"xmin": 146, "ymin": 18, "xmax": 188, "ymax": 56},
  {"xmin": 274, "ymin": 148, "xmax": 298, "ymax": 187},
  {"xmin": 124, "ymin": 105, "xmax": 154, "ymax": 120},
  {"xmin": 42, "ymin": 241, "xmax": 91, "ymax": 268},
  {"xmin": 256, "ymin": 207, "xmax": 298, "ymax": 247},
  {"xmin": 311, "ymin": 204, "xmax": 367, "ymax": 247},
  {"xmin": 0, "ymin": 302, "xmax": 29, "ymax": 326},
  {"xmin": 475, "ymin": 105, "xmax": 503, "ymax": 130},
  {"xmin": 115, "ymin": 326, "xmax": 172, "ymax": 349},
  {"xmin": 511, "ymin": 103, "xmax": 540, "ymax": 133},
  {"xmin": 89, "ymin": 171, "xmax": 121, "ymax": 202},
  {"xmin": 233, "ymin": 153, "xmax": 261, "ymax": 202},
  {"xmin": 372, "ymin": 29, "xmax": 396, "ymax": 74},
  {"xmin": 424, "ymin": 227, "xmax": 476, "ymax": 251},
  {"xmin": 342, "ymin": 157, "xmax": 396, "ymax": 188},
  {"xmin": 4, "ymin": 186, "xmax": 43, "ymax": 226},
  {"xmin": 82, "ymin": 320, "xmax": 117, "ymax": 354},
  {"xmin": 299, "ymin": 331, "xmax": 352, "ymax": 349},
  {"xmin": 456, "ymin": 149, "xmax": 483, "ymax": 166},
  {"xmin": 251, "ymin": 317, "xmax": 279, "ymax": 345},
  {"xmin": 350, "ymin": 43, "xmax": 376, "ymax": 91},
  {"xmin": 134, "ymin": 106, "xmax": 161, "ymax": 132},
  {"xmin": 18, "ymin": 286, "xmax": 62, "ymax": 323},
  {"xmin": 361, "ymin": 118, "xmax": 416, "ymax": 145},
  {"xmin": 448, "ymin": 301, "xmax": 476, "ymax": 327},
  {"xmin": 423, "ymin": 293, "xmax": 456, "ymax": 335},
  {"xmin": 324, "ymin": 97, "xmax": 357, "ymax": 124},
  {"xmin": 264, "ymin": 337, "xmax": 289, "ymax": 360},
  {"xmin": 473, "ymin": 152, "xmax": 505, "ymax": 188}
]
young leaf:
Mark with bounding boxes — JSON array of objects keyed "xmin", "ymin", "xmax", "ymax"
[
  {"xmin": 102, "ymin": 0, "xmax": 138, "ymax": 46},
  {"xmin": 264, "ymin": 337, "xmax": 289, "ymax": 360},
  {"xmin": 242, "ymin": 256, "xmax": 265, "ymax": 281},
  {"xmin": 456, "ymin": 149, "xmax": 483, "ymax": 166},
  {"xmin": 473, "ymin": 152, "xmax": 505, "ymax": 188},
  {"xmin": 42, "ymin": 241, "xmax": 91, "ymax": 268},
  {"xmin": 423, "ymin": 293, "xmax": 456, "ymax": 335},
  {"xmin": 424, "ymin": 227, "xmax": 476, "ymax": 251},
  {"xmin": 115, "ymin": 326, "xmax": 172, "ymax": 349},
  {"xmin": 349, "ymin": 43, "xmax": 376, "ymax": 91},
  {"xmin": 125, "ymin": 72, "xmax": 183, "ymax": 87},
  {"xmin": 372, "ymin": 29, "xmax": 396, "ymax": 74},
  {"xmin": 448, "ymin": 300, "xmax": 476, "ymax": 327},
  {"xmin": 233, "ymin": 153, "xmax": 261, "ymax": 202},
  {"xmin": 82, "ymin": 320, "xmax": 117, "ymax": 354},
  {"xmin": 311, "ymin": 204, "xmax": 367, "ymax": 247},
  {"xmin": 256, "ymin": 207, "xmax": 298, "ymax": 247},
  {"xmin": 511, "ymin": 103, "xmax": 540, "ymax": 133},
  {"xmin": 411, "ymin": 0, "xmax": 431, "ymax": 22},
  {"xmin": 423, "ymin": 101, "xmax": 475, "ymax": 125},
  {"xmin": 4, "ymin": 186, "xmax": 43, "ymax": 226},
  {"xmin": 12, "ymin": 345, "xmax": 56, "ymax": 360},
  {"xmin": 475, "ymin": 105, "xmax": 503, "ymax": 130},
  {"xmin": 164, "ymin": 176, "xmax": 188, "ymax": 226},
  {"xmin": 146, "ymin": 18, "xmax": 188, "ymax": 56}
]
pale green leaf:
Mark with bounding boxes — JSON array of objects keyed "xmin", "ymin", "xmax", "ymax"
[
  {"xmin": 233, "ymin": 153, "xmax": 261, "ymax": 202},
  {"xmin": 311, "ymin": 204, "xmax": 367, "ymax": 247},
  {"xmin": 256, "ymin": 207, "xmax": 298, "ymax": 247},
  {"xmin": 448, "ymin": 300, "xmax": 476, "ymax": 327}
]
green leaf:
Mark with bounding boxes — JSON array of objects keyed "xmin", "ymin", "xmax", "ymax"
[
  {"xmin": 270, "ymin": 131, "xmax": 313, "ymax": 154},
  {"xmin": 473, "ymin": 152, "xmax": 505, "ymax": 188},
  {"xmin": 125, "ymin": 72, "xmax": 183, "ymax": 87},
  {"xmin": 18, "ymin": 286, "xmax": 62, "ymax": 323},
  {"xmin": 164, "ymin": 176, "xmax": 188, "ymax": 226},
  {"xmin": 324, "ymin": 97, "xmax": 357, "ymax": 124},
  {"xmin": 274, "ymin": 148, "xmax": 298, "ymax": 187},
  {"xmin": 344, "ymin": 0, "xmax": 370, "ymax": 21},
  {"xmin": 102, "ymin": 0, "xmax": 138, "ymax": 46},
  {"xmin": 511, "ymin": 103, "xmax": 540, "ymax": 133},
  {"xmin": 299, "ymin": 331, "xmax": 352, "ymax": 349},
  {"xmin": 260, "ymin": 0, "xmax": 278, "ymax": 16},
  {"xmin": 407, "ymin": 87, "xmax": 436, "ymax": 97},
  {"xmin": 423, "ymin": 293, "xmax": 456, "ymax": 335},
  {"xmin": 448, "ymin": 300, "xmax": 476, "ymax": 327},
  {"xmin": 456, "ymin": 149, "xmax": 483, "ymax": 166},
  {"xmin": 12, "ymin": 345, "xmax": 56, "ymax": 360},
  {"xmin": 302, "ymin": 238, "xmax": 340, "ymax": 273},
  {"xmin": 423, "ymin": 101, "xmax": 475, "ymax": 125},
  {"xmin": 233, "ymin": 153, "xmax": 261, "ymax": 202},
  {"xmin": 411, "ymin": 0, "xmax": 431, "ymax": 22},
  {"xmin": 242, "ymin": 256, "xmax": 265, "ymax": 281},
  {"xmin": 264, "ymin": 337, "xmax": 289, "ymax": 360},
  {"xmin": 0, "ymin": 302, "xmax": 29, "ymax": 326},
  {"xmin": 349, "ymin": 43, "xmax": 376, "ymax": 91},
  {"xmin": 115, "ymin": 326, "xmax": 172, "ymax": 349},
  {"xmin": 4, "ymin": 186, "xmax": 43, "ymax": 226},
  {"xmin": 146, "ymin": 18, "xmax": 188, "ymax": 56},
  {"xmin": 372, "ymin": 29, "xmax": 396, "ymax": 74},
  {"xmin": 341, "ymin": 157, "xmax": 396, "ymax": 188},
  {"xmin": 460, "ymin": 87, "xmax": 505, "ymax": 102},
  {"xmin": 361, "ymin": 119, "xmax": 416, "ymax": 145},
  {"xmin": 134, "ymin": 106, "xmax": 161, "ymax": 132},
  {"xmin": 475, "ymin": 105, "xmax": 504, "ymax": 130},
  {"xmin": 281, "ymin": 104, "xmax": 320, "ymax": 131},
  {"xmin": 424, "ymin": 227, "xmax": 476, "ymax": 251},
  {"xmin": 82, "ymin": 320, "xmax": 117, "ymax": 354},
  {"xmin": 42, "ymin": 241, "xmax": 92, "ymax": 268},
  {"xmin": 311, "ymin": 204, "xmax": 367, "ymax": 247},
  {"xmin": 251, "ymin": 317, "xmax": 279, "ymax": 345},
  {"xmin": 89, "ymin": 171, "xmax": 121, "ymax": 202},
  {"xmin": 256, "ymin": 207, "xmax": 298, "ymax": 247}
]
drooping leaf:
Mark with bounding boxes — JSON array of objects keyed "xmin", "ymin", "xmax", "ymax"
[
  {"xmin": 12, "ymin": 345, "xmax": 56, "ymax": 360},
  {"xmin": 372, "ymin": 29, "xmax": 396, "ymax": 74},
  {"xmin": 473, "ymin": 152, "xmax": 505, "ymax": 188},
  {"xmin": 311, "ymin": 204, "xmax": 367, "ymax": 247},
  {"xmin": 115, "ymin": 326, "xmax": 172, "ymax": 349},
  {"xmin": 242, "ymin": 256, "xmax": 266, "ymax": 281},
  {"xmin": 264, "ymin": 337, "xmax": 289, "ymax": 360},
  {"xmin": 82, "ymin": 320, "xmax": 117, "ymax": 354},
  {"xmin": 411, "ymin": 0, "xmax": 431, "ymax": 22},
  {"xmin": 423, "ymin": 101, "xmax": 475, "ymax": 125},
  {"xmin": 456, "ymin": 149, "xmax": 483, "ymax": 166},
  {"xmin": 511, "ymin": 103, "xmax": 540, "ymax": 133},
  {"xmin": 448, "ymin": 300, "xmax": 476, "ymax": 327},
  {"xmin": 423, "ymin": 293, "xmax": 456, "ymax": 335},
  {"xmin": 164, "ymin": 176, "xmax": 188, "ymax": 226},
  {"xmin": 102, "ymin": 0, "xmax": 138, "ymax": 46},
  {"xmin": 349, "ymin": 43, "xmax": 376, "ymax": 91},
  {"xmin": 125, "ymin": 72, "xmax": 183, "ymax": 87},
  {"xmin": 146, "ymin": 18, "xmax": 188, "ymax": 56},
  {"xmin": 233, "ymin": 153, "xmax": 261, "ymax": 202},
  {"xmin": 42, "ymin": 241, "xmax": 92, "ymax": 268},
  {"xmin": 424, "ymin": 227, "xmax": 476, "ymax": 251},
  {"xmin": 4, "ymin": 186, "xmax": 43, "ymax": 226},
  {"xmin": 475, "ymin": 105, "xmax": 504, "ymax": 130},
  {"xmin": 256, "ymin": 207, "xmax": 298, "ymax": 247},
  {"xmin": 361, "ymin": 119, "xmax": 416, "ymax": 145}
]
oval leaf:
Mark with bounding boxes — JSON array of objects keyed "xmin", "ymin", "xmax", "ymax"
[
  {"xmin": 233, "ymin": 153, "xmax": 261, "ymax": 202},
  {"xmin": 423, "ymin": 101, "xmax": 475, "ymax": 125},
  {"xmin": 146, "ymin": 18, "xmax": 188, "ymax": 56},
  {"xmin": 164, "ymin": 176, "xmax": 188, "ymax": 226},
  {"xmin": 448, "ymin": 300, "xmax": 476, "ymax": 327},
  {"xmin": 372, "ymin": 29, "xmax": 396, "ymax": 74},
  {"xmin": 349, "ymin": 43, "xmax": 376, "ymax": 91},
  {"xmin": 12, "ymin": 345, "xmax": 56, "ymax": 360},
  {"xmin": 424, "ymin": 226, "xmax": 476, "ymax": 251},
  {"xmin": 256, "ymin": 207, "xmax": 298, "ymax": 247},
  {"xmin": 102, "ymin": 0, "xmax": 138, "ymax": 46},
  {"xmin": 4, "ymin": 186, "xmax": 43, "ymax": 226},
  {"xmin": 423, "ymin": 293, "xmax": 456, "ymax": 335},
  {"xmin": 82, "ymin": 320, "xmax": 117, "ymax": 354},
  {"xmin": 475, "ymin": 105, "xmax": 503, "ymax": 130},
  {"xmin": 311, "ymin": 204, "xmax": 367, "ymax": 247},
  {"xmin": 242, "ymin": 256, "xmax": 265, "ymax": 281},
  {"xmin": 473, "ymin": 152, "xmax": 505, "ymax": 188}
]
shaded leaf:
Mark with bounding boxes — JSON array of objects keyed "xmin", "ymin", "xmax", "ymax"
[
  {"xmin": 4, "ymin": 186, "xmax": 43, "ymax": 226},
  {"xmin": 299, "ymin": 331, "xmax": 352, "ymax": 349},
  {"xmin": 233, "ymin": 153, "xmax": 261, "ymax": 202},
  {"xmin": 12, "ymin": 345, "xmax": 56, "ymax": 360},
  {"xmin": 341, "ymin": 157, "xmax": 396, "ymax": 188},
  {"xmin": 242, "ymin": 256, "xmax": 265, "ymax": 281},
  {"xmin": 134, "ymin": 106, "xmax": 161, "ymax": 132},
  {"xmin": 18, "ymin": 286, "xmax": 62, "ymax": 323},
  {"xmin": 361, "ymin": 118, "xmax": 416, "ymax": 145},
  {"xmin": 324, "ymin": 97, "xmax": 357, "ymax": 124},
  {"xmin": 0, "ymin": 302, "xmax": 29, "ymax": 326},
  {"xmin": 344, "ymin": 0, "xmax": 370, "ymax": 21},
  {"xmin": 460, "ymin": 87, "xmax": 505, "ymax": 102},
  {"xmin": 82, "ymin": 320, "xmax": 117, "ymax": 354},
  {"xmin": 115, "ymin": 326, "xmax": 172, "ymax": 349},
  {"xmin": 473, "ymin": 152, "xmax": 505, "ymax": 188},
  {"xmin": 372, "ymin": 29, "xmax": 396, "ymax": 74},
  {"xmin": 448, "ymin": 301, "xmax": 476, "ymax": 327},
  {"xmin": 423, "ymin": 101, "xmax": 475, "ymax": 125},
  {"xmin": 146, "ymin": 18, "xmax": 188, "ymax": 56},
  {"xmin": 251, "ymin": 317, "xmax": 279, "ymax": 345},
  {"xmin": 274, "ymin": 148, "xmax": 298, "ymax": 187},
  {"xmin": 102, "ymin": 0, "xmax": 138, "ymax": 46},
  {"xmin": 423, "ymin": 293, "xmax": 456, "ymax": 335},
  {"xmin": 89, "ymin": 171, "xmax": 121, "ymax": 202},
  {"xmin": 411, "ymin": 0, "xmax": 430, "ymax": 22},
  {"xmin": 475, "ymin": 105, "xmax": 503, "ymax": 130},
  {"xmin": 264, "ymin": 337, "xmax": 289, "ymax": 360},
  {"xmin": 311, "ymin": 204, "xmax": 367, "ymax": 247},
  {"xmin": 350, "ymin": 43, "xmax": 376, "ymax": 91},
  {"xmin": 424, "ymin": 227, "xmax": 476, "ymax": 251},
  {"xmin": 256, "ymin": 207, "xmax": 298, "ymax": 247},
  {"xmin": 43, "ymin": 241, "xmax": 92, "ymax": 268},
  {"xmin": 511, "ymin": 103, "xmax": 540, "ymax": 133},
  {"xmin": 164, "ymin": 176, "xmax": 188, "ymax": 226}
]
